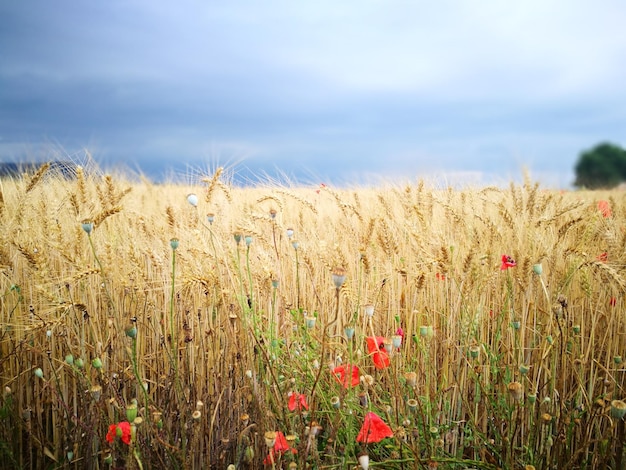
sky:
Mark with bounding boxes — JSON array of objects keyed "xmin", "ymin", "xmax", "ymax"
[{"xmin": 1, "ymin": 1, "xmax": 626, "ymax": 187}]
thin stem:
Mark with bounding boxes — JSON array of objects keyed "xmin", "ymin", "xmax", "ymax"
[
  {"xmin": 170, "ymin": 246, "xmax": 179, "ymax": 388},
  {"xmin": 246, "ymin": 244, "xmax": 254, "ymax": 314},
  {"xmin": 295, "ymin": 248, "xmax": 300, "ymax": 310}
]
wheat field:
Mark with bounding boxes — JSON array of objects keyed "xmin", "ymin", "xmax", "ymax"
[{"xmin": 0, "ymin": 163, "xmax": 625, "ymax": 469}]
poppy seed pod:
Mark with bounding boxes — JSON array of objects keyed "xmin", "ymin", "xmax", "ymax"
[
  {"xmin": 359, "ymin": 392, "xmax": 369, "ymax": 407},
  {"xmin": 611, "ymin": 400, "xmax": 626, "ymax": 420},
  {"xmin": 469, "ymin": 345, "xmax": 481, "ymax": 359},
  {"xmin": 404, "ymin": 371, "xmax": 418, "ymax": 388},
  {"xmin": 125, "ymin": 325, "xmax": 137, "ymax": 339},
  {"xmin": 81, "ymin": 220, "xmax": 94, "ymax": 234},
  {"xmin": 332, "ymin": 267, "xmax": 346, "ymax": 288},
  {"xmin": 264, "ymin": 431, "xmax": 277, "ymax": 448},
  {"xmin": 90, "ymin": 385, "xmax": 102, "ymax": 401},
  {"xmin": 508, "ymin": 382, "xmax": 524, "ymax": 402},
  {"xmin": 419, "ymin": 325, "xmax": 432, "ymax": 337},
  {"xmin": 344, "ymin": 326, "xmax": 355, "ymax": 340},
  {"xmin": 126, "ymin": 402, "xmax": 138, "ymax": 422}
]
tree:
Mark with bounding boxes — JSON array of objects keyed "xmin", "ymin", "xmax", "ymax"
[{"xmin": 574, "ymin": 142, "xmax": 626, "ymax": 189}]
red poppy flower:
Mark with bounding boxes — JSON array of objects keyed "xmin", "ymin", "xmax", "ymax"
[
  {"xmin": 610, "ymin": 297, "xmax": 617, "ymax": 307},
  {"xmin": 356, "ymin": 412, "xmax": 393, "ymax": 444},
  {"xmin": 366, "ymin": 336, "xmax": 390, "ymax": 369},
  {"xmin": 288, "ymin": 392, "xmax": 309, "ymax": 412},
  {"xmin": 436, "ymin": 272, "xmax": 446, "ymax": 281},
  {"xmin": 274, "ymin": 431, "xmax": 290, "ymax": 453},
  {"xmin": 500, "ymin": 255, "xmax": 516, "ymax": 270},
  {"xmin": 106, "ymin": 424, "xmax": 117, "ymax": 443},
  {"xmin": 263, "ymin": 431, "xmax": 296, "ymax": 465},
  {"xmin": 332, "ymin": 364, "xmax": 360, "ymax": 388},
  {"xmin": 315, "ymin": 183, "xmax": 327, "ymax": 194},
  {"xmin": 598, "ymin": 200, "xmax": 612, "ymax": 218},
  {"xmin": 106, "ymin": 421, "xmax": 132, "ymax": 445},
  {"xmin": 597, "ymin": 252, "xmax": 608, "ymax": 262}
]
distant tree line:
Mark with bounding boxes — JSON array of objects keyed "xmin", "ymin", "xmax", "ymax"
[
  {"xmin": 0, "ymin": 161, "xmax": 77, "ymax": 178},
  {"xmin": 574, "ymin": 142, "xmax": 626, "ymax": 189}
]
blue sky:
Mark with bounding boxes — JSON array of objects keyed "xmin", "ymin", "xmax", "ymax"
[{"xmin": 1, "ymin": 1, "xmax": 625, "ymax": 187}]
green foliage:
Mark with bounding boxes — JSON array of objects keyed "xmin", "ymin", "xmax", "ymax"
[{"xmin": 574, "ymin": 142, "xmax": 626, "ymax": 189}]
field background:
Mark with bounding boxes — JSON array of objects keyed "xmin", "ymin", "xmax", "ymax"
[{"xmin": 1, "ymin": 164, "xmax": 625, "ymax": 469}]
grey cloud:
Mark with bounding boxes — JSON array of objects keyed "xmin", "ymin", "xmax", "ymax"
[{"xmin": 1, "ymin": 1, "xmax": 626, "ymax": 187}]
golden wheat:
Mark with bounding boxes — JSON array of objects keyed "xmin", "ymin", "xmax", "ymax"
[{"xmin": 0, "ymin": 169, "xmax": 624, "ymax": 469}]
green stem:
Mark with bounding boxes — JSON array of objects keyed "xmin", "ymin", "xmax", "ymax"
[
  {"xmin": 131, "ymin": 335, "xmax": 151, "ymax": 426},
  {"xmin": 295, "ymin": 248, "xmax": 300, "ymax": 310}
]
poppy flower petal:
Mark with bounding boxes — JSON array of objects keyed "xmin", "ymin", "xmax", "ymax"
[
  {"xmin": 274, "ymin": 431, "xmax": 290, "ymax": 453},
  {"xmin": 373, "ymin": 351, "xmax": 390, "ymax": 369},
  {"xmin": 500, "ymin": 254, "xmax": 516, "ymax": 270},
  {"xmin": 333, "ymin": 364, "xmax": 360, "ymax": 388},
  {"xmin": 106, "ymin": 424, "xmax": 117, "ymax": 443},
  {"xmin": 118, "ymin": 421, "xmax": 132, "ymax": 445},
  {"xmin": 356, "ymin": 412, "xmax": 394, "ymax": 444},
  {"xmin": 288, "ymin": 393, "xmax": 297, "ymax": 412},
  {"xmin": 366, "ymin": 336, "xmax": 390, "ymax": 368},
  {"xmin": 366, "ymin": 336, "xmax": 386, "ymax": 354},
  {"xmin": 598, "ymin": 200, "xmax": 612, "ymax": 218},
  {"xmin": 263, "ymin": 450, "xmax": 275, "ymax": 465},
  {"xmin": 299, "ymin": 394, "xmax": 309, "ymax": 410}
]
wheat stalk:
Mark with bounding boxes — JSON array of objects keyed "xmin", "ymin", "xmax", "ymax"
[{"xmin": 23, "ymin": 162, "xmax": 51, "ymax": 194}]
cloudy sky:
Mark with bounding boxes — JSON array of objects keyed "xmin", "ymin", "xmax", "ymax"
[{"xmin": 1, "ymin": 1, "xmax": 625, "ymax": 187}]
